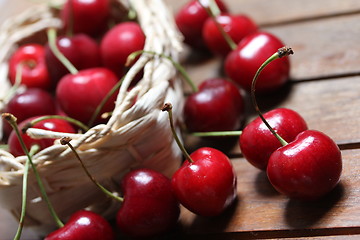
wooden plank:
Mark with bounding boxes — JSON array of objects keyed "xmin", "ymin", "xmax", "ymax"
[
  {"xmin": 230, "ymin": 0, "xmax": 360, "ymax": 26},
  {"xmin": 164, "ymin": 0, "xmax": 360, "ymax": 26},
  {"xmin": 265, "ymin": 14, "xmax": 360, "ymax": 80},
  {"xmin": 178, "ymin": 148, "xmax": 360, "ymax": 239},
  {"xmin": 253, "ymin": 76, "xmax": 360, "ymax": 146}
]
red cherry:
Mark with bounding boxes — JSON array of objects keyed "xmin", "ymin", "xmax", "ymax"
[
  {"xmin": 45, "ymin": 210, "xmax": 115, "ymax": 240},
  {"xmin": 60, "ymin": 0, "xmax": 110, "ymax": 36},
  {"xmin": 117, "ymin": 168, "xmax": 180, "ymax": 237},
  {"xmin": 56, "ymin": 67, "xmax": 118, "ymax": 125},
  {"xmin": 45, "ymin": 34, "xmax": 101, "ymax": 86},
  {"xmin": 225, "ymin": 31, "xmax": 290, "ymax": 93},
  {"xmin": 8, "ymin": 44, "xmax": 51, "ymax": 90},
  {"xmin": 2, "ymin": 88, "xmax": 57, "ymax": 139},
  {"xmin": 172, "ymin": 147, "xmax": 237, "ymax": 216},
  {"xmin": 175, "ymin": 0, "xmax": 228, "ymax": 50},
  {"xmin": 240, "ymin": 108, "xmax": 308, "ymax": 170},
  {"xmin": 8, "ymin": 116, "xmax": 76, "ymax": 157},
  {"xmin": 202, "ymin": 13, "xmax": 258, "ymax": 56},
  {"xmin": 100, "ymin": 22, "xmax": 146, "ymax": 77},
  {"xmin": 267, "ymin": 130, "xmax": 342, "ymax": 200},
  {"xmin": 184, "ymin": 78, "xmax": 245, "ymax": 132}
]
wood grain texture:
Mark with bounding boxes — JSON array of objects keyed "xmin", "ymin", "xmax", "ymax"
[
  {"xmin": 164, "ymin": 0, "xmax": 360, "ymax": 25},
  {"xmin": 265, "ymin": 15, "xmax": 360, "ymax": 80}
]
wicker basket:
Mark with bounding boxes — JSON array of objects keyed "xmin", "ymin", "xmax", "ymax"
[{"xmin": 0, "ymin": 0, "xmax": 184, "ymax": 234}]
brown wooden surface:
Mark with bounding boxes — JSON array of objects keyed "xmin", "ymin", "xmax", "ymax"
[
  {"xmin": 174, "ymin": 0, "xmax": 360, "ymax": 239},
  {"xmin": 1, "ymin": 0, "xmax": 360, "ymax": 239}
]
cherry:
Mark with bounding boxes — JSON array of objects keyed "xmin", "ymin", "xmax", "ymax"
[
  {"xmin": 8, "ymin": 44, "xmax": 51, "ymax": 90},
  {"xmin": 8, "ymin": 116, "xmax": 76, "ymax": 157},
  {"xmin": 267, "ymin": 130, "xmax": 342, "ymax": 200},
  {"xmin": 2, "ymin": 88, "xmax": 57, "ymax": 139},
  {"xmin": 184, "ymin": 78, "xmax": 245, "ymax": 132},
  {"xmin": 45, "ymin": 210, "xmax": 115, "ymax": 240},
  {"xmin": 100, "ymin": 22, "xmax": 146, "ymax": 78},
  {"xmin": 117, "ymin": 168, "xmax": 180, "ymax": 237},
  {"xmin": 56, "ymin": 67, "xmax": 118, "ymax": 125},
  {"xmin": 163, "ymin": 102, "xmax": 237, "ymax": 216},
  {"xmin": 175, "ymin": 0, "xmax": 228, "ymax": 50},
  {"xmin": 225, "ymin": 31, "xmax": 290, "ymax": 93},
  {"xmin": 202, "ymin": 13, "xmax": 258, "ymax": 56},
  {"xmin": 240, "ymin": 108, "xmax": 308, "ymax": 170},
  {"xmin": 60, "ymin": 0, "xmax": 110, "ymax": 36},
  {"xmin": 172, "ymin": 147, "xmax": 237, "ymax": 216},
  {"xmin": 45, "ymin": 34, "xmax": 101, "ymax": 86}
]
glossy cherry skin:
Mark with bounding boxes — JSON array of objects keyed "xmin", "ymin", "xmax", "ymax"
[
  {"xmin": 172, "ymin": 147, "xmax": 237, "ymax": 216},
  {"xmin": 45, "ymin": 34, "xmax": 101, "ymax": 87},
  {"xmin": 8, "ymin": 44, "xmax": 51, "ymax": 90},
  {"xmin": 100, "ymin": 22, "xmax": 146, "ymax": 78},
  {"xmin": 175, "ymin": 0, "xmax": 228, "ymax": 50},
  {"xmin": 184, "ymin": 78, "xmax": 244, "ymax": 132},
  {"xmin": 8, "ymin": 116, "xmax": 76, "ymax": 157},
  {"xmin": 2, "ymin": 88, "xmax": 57, "ymax": 139},
  {"xmin": 45, "ymin": 210, "xmax": 115, "ymax": 240},
  {"xmin": 267, "ymin": 130, "xmax": 342, "ymax": 200},
  {"xmin": 202, "ymin": 13, "xmax": 258, "ymax": 56},
  {"xmin": 240, "ymin": 108, "xmax": 308, "ymax": 170},
  {"xmin": 56, "ymin": 67, "xmax": 118, "ymax": 125},
  {"xmin": 117, "ymin": 168, "xmax": 180, "ymax": 238},
  {"xmin": 225, "ymin": 31, "xmax": 290, "ymax": 93},
  {"xmin": 60, "ymin": 0, "xmax": 110, "ymax": 36}
]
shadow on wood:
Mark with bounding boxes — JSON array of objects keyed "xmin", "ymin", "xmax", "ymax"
[{"xmin": 284, "ymin": 182, "xmax": 345, "ymax": 229}]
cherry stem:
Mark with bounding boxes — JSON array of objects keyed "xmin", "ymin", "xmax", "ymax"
[
  {"xmin": 87, "ymin": 75, "xmax": 124, "ymax": 127},
  {"xmin": 2, "ymin": 113, "xmax": 64, "ymax": 229},
  {"xmin": 192, "ymin": 130, "xmax": 242, "ymax": 137},
  {"xmin": 127, "ymin": 1, "xmax": 137, "ymax": 20},
  {"xmin": 251, "ymin": 47, "xmax": 294, "ymax": 147},
  {"xmin": 198, "ymin": 0, "xmax": 237, "ymax": 50},
  {"xmin": 162, "ymin": 103, "xmax": 194, "ymax": 163},
  {"xmin": 2, "ymin": 64, "xmax": 23, "ymax": 104},
  {"xmin": 127, "ymin": 50, "xmax": 199, "ymax": 93},
  {"xmin": 47, "ymin": 28, "xmax": 78, "ymax": 75},
  {"xmin": 66, "ymin": 0, "xmax": 74, "ymax": 37},
  {"xmin": 22, "ymin": 115, "xmax": 89, "ymax": 133},
  {"xmin": 0, "ymin": 145, "xmax": 7, "ymax": 150},
  {"xmin": 13, "ymin": 145, "xmax": 39, "ymax": 240},
  {"xmin": 60, "ymin": 137, "xmax": 123, "ymax": 202}
]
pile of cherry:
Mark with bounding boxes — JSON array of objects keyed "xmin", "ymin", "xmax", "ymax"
[{"xmin": 0, "ymin": 0, "xmax": 343, "ymax": 239}]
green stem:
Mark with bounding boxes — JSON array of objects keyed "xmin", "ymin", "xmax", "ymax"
[
  {"xmin": 13, "ymin": 145, "xmax": 39, "ymax": 240},
  {"xmin": 192, "ymin": 130, "xmax": 242, "ymax": 137},
  {"xmin": 127, "ymin": 0, "xmax": 137, "ymax": 20},
  {"xmin": 0, "ymin": 144, "xmax": 8, "ymax": 150},
  {"xmin": 250, "ymin": 47, "xmax": 294, "ymax": 147},
  {"xmin": 161, "ymin": 103, "xmax": 194, "ymax": 163},
  {"xmin": 198, "ymin": 0, "xmax": 237, "ymax": 50},
  {"xmin": 2, "ymin": 113, "xmax": 64, "ymax": 229},
  {"xmin": 47, "ymin": 28, "xmax": 78, "ymax": 75},
  {"xmin": 60, "ymin": 137, "xmax": 123, "ymax": 202},
  {"xmin": 2, "ymin": 64, "xmax": 23, "ymax": 104},
  {"xmin": 22, "ymin": 115, "xmax": 89, "ymax": 133},
  {"xmin": 87, "ymin": 75, "xmax": 124, "ymax": 127},
  {"xmin": 127, "ymin": 50, "xmax": 199, "ymax": 93}
]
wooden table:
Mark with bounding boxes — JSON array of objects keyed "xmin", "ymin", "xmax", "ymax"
[
  {"xmin": 1, "ymin": 0, "xmax": 360, "ymax": 239},
  {"xmin": 171, "ymin": 0, "xmax": 360, "ymax": 239}
]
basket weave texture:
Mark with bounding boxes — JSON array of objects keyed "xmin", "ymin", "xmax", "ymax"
[{"xmin": 0, "ymin": 0, "xmax": 184, "ymax": 232}]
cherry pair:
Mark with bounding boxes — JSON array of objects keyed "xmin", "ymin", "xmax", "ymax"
[{"xmin": 240, "ymin": 48, "xmax": 342, "ymax": 200}]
